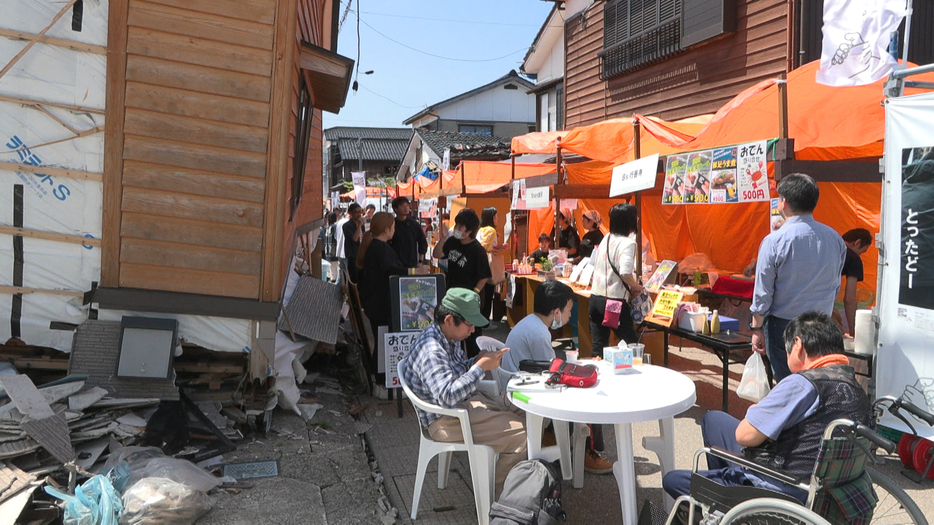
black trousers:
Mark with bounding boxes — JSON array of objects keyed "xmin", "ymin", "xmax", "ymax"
[{"xmin": 588, "ymin": 294, "xmax": 638, "ymax": 358}]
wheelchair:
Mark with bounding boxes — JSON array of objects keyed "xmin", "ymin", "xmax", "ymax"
[{"xmin": 664, "ymin": 418, "xmax": 927, "ymax": 525}]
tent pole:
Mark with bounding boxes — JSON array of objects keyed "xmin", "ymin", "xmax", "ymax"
[
  {"xmin": 778, "ymin": 73, "xmax": 789, "ymax": 139},
  {"xmin": 632, "ymin": 118, "xmax": 643, "ymax": 278},
  {"xmin": 902, "ymin": 0, "xmax": 913, "ymax": 68},
  {"xmin": 555, "ymin": 145, "xmax": 563, "ymax": 249}
]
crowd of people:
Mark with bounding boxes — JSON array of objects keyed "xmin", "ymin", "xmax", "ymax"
[{"xmin": 326, "ymin": 173, "xmax": 875, "ymax": 517}]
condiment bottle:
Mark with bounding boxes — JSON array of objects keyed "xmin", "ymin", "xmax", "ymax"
[{"xmin": 710, "ymin": 310, "xmax": 721, "ymax": 334}]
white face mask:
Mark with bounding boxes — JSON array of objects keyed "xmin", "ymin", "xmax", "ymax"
[
  {"xmin": 550, "ymin": 310, "xmax": 564, "ymax": 330},
  {"xmin": 452, "ymin": 228, "xmax": 465, "ymax": 240}
]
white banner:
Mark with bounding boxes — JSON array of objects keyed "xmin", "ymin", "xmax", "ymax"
[
  {"xmin": 815, "ymin": 0, "xmax": 906, "ymax": 87},
  {"xmin": 330, "ymin": 191, "xmax": 339, "ymax": 210},
  {"xmin": 351, "ymin": 171, "xmax": 366, "ymax": 206},
  {"xmin": 610, "ymin": 154, "xmax": 659, "ymax": 197},
  {"xmin": 878, "ymin": 91, "xmax": 934, "ymax": 438},
  {"xmin": 510, "ymin": 179, "xmax": 527, "ymax": 210},
  {"xmin": 525, "ymin": 186, "xmax": 549, "ymax": 210}
]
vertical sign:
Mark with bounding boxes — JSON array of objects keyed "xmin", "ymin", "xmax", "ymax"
[
  {"xmin": 686, "ymin": 151, "xmax": 712, "ymax": 204},
  {"xmin": 385, "ymin": 332, "xmax": 418, "ymax": 389},
  {"xmin": 351, "ymin": 171, "xmax": 366, "ymax": 206},
  {"xmin": 736, "ymin": 141, "xmax": 769, "ymax": 202},
  {"xmin": 710, "ymin": 147, "xmax": 738, "ymax": 203},
  {"xmin": 662, "ymin": 154, "xmax": 687, "ymax": 204}
]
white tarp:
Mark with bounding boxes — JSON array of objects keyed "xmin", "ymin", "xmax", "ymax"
[
  {"xmin": 97, "ymin": 309, "xmax": 253, "ymax": 355},
  {"xmin": 0, "ymin": 1, "xmax": 108, "ymax": 350},
  {"xmin": 878, "ymin": 90, "xmax": 934, "ymax": 437}
]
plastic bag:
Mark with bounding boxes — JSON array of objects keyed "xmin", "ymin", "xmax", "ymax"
[
  {"xmin": 46, "ymin": 474, "xmax": 123, "ymax": 525},
  {"xmin": 737, "ymin": 353, "xmax": 771, "ymax": 402},
  {"xmin": 120, "ymin": 477, "xmax": 214, "ymax": 525},
  {"xmin": 103, "ymin": 446, "xmax": 220, "ymax": 493}
]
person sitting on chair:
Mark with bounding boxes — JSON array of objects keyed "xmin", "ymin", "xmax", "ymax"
[
  {"xmin": 662, "ymin": 311, "xmax": 870, "ymax": 504},
  {"xmin": 398, "ymin": 288, "xmax": 527, "ymax": 495}
]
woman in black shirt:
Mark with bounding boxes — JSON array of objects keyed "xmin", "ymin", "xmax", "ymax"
[
  {"xmin": 576, "ymin": 209, "xmax": 605, "ymax": 263},
  {"xmin": 357, "ymin": 212, "xmax": 409, "ymax": 344},
  {"xmin": 553, "ymin": 209, "xmax": 580, "ymax": 259}
]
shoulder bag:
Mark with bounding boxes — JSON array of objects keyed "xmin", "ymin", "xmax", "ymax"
[{"xmin": 605, "ymin": 237, "xmax": 653, "ymax": 325}]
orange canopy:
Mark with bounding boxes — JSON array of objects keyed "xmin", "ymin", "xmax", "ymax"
[
  {"xmin": 511, "ymin": 131, "xmax": 566, "ymax": 155},
  {"xmin": 558, "ymin": 115, "xmax": 711, "ymax": 165}
]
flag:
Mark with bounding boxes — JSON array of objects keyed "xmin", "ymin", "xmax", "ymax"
[
  {"xmin": 351, "ymin": 171, "xmax": 366, "ymax": 206},
  {"xmin": 815, "ymin": 0, "xmax": 907, "ymax": 87}
]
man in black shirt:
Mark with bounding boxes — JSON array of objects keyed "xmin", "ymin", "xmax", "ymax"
[
  {"xmin": 389, "ymin": 197, "xmax": 429, "ymax": 268},
  {"xmin": 341, "ymin": 203, "xmax": 364, "ymax": 283},
  {"xmin": 433, "ymin": 208, "xmax": 492, "ymax": 357},
  {"xmin": 529, "ymin": 233, "xmax": 552, "ymax": 264},
  {"xmin": 841, "ymin": 228, "xmax": 872, "ymax": 334}
]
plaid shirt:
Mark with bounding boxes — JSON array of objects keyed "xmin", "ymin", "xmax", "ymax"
[{"xmin": 398, "ymin": 323, "xmax": 483, "ymax": 428}]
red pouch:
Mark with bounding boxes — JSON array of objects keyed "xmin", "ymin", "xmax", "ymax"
[
  {"xmin": 602, "ymin": 299, "xmax": 623, "ymax": 328},
  {"xmin": 547, "ymin": 359, "xmax": 598, "ymax": 388}
]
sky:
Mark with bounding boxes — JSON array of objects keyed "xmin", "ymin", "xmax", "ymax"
[{"xmin": 323, "ymin": 0, "xmax": 555, "ymax": 130}]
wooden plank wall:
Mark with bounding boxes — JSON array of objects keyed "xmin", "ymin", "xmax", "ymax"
[
  {"xmin": 564, "ymin": 0, "xmax": 788, "ymax": 127},
  {"xmin": 117, "ymin": 0, "xmax": 277, "ymax": 299}
]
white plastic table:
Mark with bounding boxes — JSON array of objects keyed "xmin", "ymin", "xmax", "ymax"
[{"xmin": 508, "ymin": 362, "xmax": 696, "ymax": 525}]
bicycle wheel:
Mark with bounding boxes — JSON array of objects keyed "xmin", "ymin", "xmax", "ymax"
[
  {"xmin": 869, "ymin": 468, "xmax": 928, "ymax": 525},
  {"xmin": 721, "ymin": 498, "xmax": 831, "ymax": 525}
]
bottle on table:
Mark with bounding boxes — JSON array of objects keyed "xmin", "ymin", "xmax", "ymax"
[{"xmin": 710, "ymin": 310, "xmax": 721, "ymax": 334}]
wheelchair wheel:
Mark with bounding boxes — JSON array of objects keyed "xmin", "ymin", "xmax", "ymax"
[
  {"xmin": 868, "ymin": 468, "xmax": 928, "ymax": 525},
  {"xmin": 720, "ymin": 498, "xmax": 830, "ymax": 525}
]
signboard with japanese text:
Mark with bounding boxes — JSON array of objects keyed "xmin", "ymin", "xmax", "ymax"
[
  {"xmin": 685, "ymin": 151, "xmax": 711, "ymax": 204},
  {"xmin": 610, "ymin": 154, "xmax": 659, "ymax": 197},
  {"xmin": 877, "ymin": 91, "xmax": 934, "ymax": 439},
  {"xmin": 648, "ymin": 290, "xmax": 684, "ymax": 326},
  {"xmin": 418, "ymin": 198, "xmax": 437, "ymax": 218},
  {"xmin": 511, "ymin": 179, "xmax": 527, "ymax": 210},
  {"xmin": 398, "ymin": 276, "xmax": 440, "ymax": 331},
  {"xmin": 710, "ymin": 147, "xmax": 738, "ymax": 203},
  {"xmin": 385, "ymin": 331, "xmax": 418, "ymax": 389},
  {"xmin": 645, "ymin": 260, "xmax": 678, "ymax": 293},
  {"xmin": 736, "ymin": 141, "xmax": 769, "ymax": 202},
  {"xmin": 525, "ymin": 185, "xmax": 550, "ymax": 210},
  {"xmin": 351, "ymin": 171, "xmax": 366, "ymax": 205},
  {"xmin": 662, "ymin": 155, "xmax": 687, "ymax": 204}
]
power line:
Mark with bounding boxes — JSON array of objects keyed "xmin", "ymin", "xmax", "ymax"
[
  {"xmin": 360, "ymin": 10, "xmax": 540, "ymax": 27},
  {"xmin": 356, "ymin": 13, "xmax": 528, "ymax": 63},
  {"xmin": 359, "ymin": 84, "xmax": 425, "ymax": 109}
]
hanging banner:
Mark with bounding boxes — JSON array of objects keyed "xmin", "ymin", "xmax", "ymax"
[
  {"xmin": 511, "ymin": 179, "xmax": 527, "ymax": 210},
  {"xmin": 525, "ymin": 186, "xmax": 549, "ymax": 210},
  {"xmin": 330, "ymin": 191, "xmax": 340, "ymax": 210},
  {"xmin": 610, "ymin": 153, "xmax": 659, "ymax": 198},
  {"xmin": 815, "ymin": 0, "xmax": 906, "ymax": 87},
  {"xmin": 418, "ymin": 198, "xmax": 437, "ymax": 218},
  {"xmin": 351, "ymin": 171, "xmax": 366, "ymax": 206},
  {"xmin": 685, "ymin": 151, "xmax": 712, "ymax": 204},
  {"xmin": 710, "ymin": 147, "xmax": 738, "ymax": 203},
  {"xmin": 877, "ymin": 91, "xmax": 934, "ymax": 439},
  {"xmin": 736, "ymin": 141, "xmax": 769, "ymax": 202},
  {"xmin": 662, "ymin": 154, "xmax": 687, "ymax": 205}
]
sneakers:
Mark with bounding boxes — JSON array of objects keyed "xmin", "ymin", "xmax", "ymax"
[{"xmin": 584, "ymin": 449, "xmax": 614, "ymax": 474}]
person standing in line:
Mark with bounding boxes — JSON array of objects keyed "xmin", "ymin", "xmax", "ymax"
[
  {"xmin": 389, "ymin": 197, "xmax": 429, "ymax": 269},
  {"xmin": 750, "ymin": 173, "xmax": 845, "ymax": 382},
  {"xmin": 552, "ymin": 209, "xmax": 580, "ymax": 259},
  {"xmin": 840, "ymin": 228, "xmax": 872, "ymax": 335},
  {"xmin": 341, "ymin": 203, "xmax": 364, "ymax": 284},
  {"xmin": 588, "ymin": 203, "xmax": 642, "ymax": 358},
  {"xmin": 363, "ymin": 203, "xmax": 376, "ymax": 232},
  {"xmin": 334, "ymin": 207, "xmax": 349, "ymax": 279},
  {"xmin": 477, "ymin": 207, "xmax": 507, "ymax": 325},
  {"xmin": 433, "ymin": 208, "xmax": 492, "ymax": 358},
  {"xmin": 321, "ymin": 212, "xmax": 339, "ymax": 283},
  {"xmin": 575, "ymin": 209, "xmax": 605, "ymax": 263}
]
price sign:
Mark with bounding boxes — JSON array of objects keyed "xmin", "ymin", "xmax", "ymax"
[{"xmin": 385, "ymin": 332, "xmax": 419, "ymax": 389}]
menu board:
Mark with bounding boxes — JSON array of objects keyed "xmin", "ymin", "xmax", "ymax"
[
  {"xmin": 390, "ymin": 275, "xmax": 446, "ymax": 332},
  {"xmin": 663, "ymin": 141, "xmax": 771, "ymax": 205},
  {"xmin": 384, "ymin": 332, "xmax": 417, "ymax": 389}
]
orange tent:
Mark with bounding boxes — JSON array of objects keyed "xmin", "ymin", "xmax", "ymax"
[
  {"xmin": 511, "ymin": 131, "xmax": 566, "ymax": 155},
  {"xmin": 557, "ymin": 115, "xmax": 711, "ymax": 165}
]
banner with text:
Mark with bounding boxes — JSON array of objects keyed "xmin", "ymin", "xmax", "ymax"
[
  {"xmin": 610, "ymin": 154, "xmax": 659, "ymax": 197},
  {"xmin": 663, "ymin": 142, "xmax": 769, "ymax": 205}
]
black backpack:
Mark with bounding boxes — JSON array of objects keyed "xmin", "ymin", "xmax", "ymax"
[{"xmin": 490, "ymin": 459, "xmax": 567, "ymax": 525}]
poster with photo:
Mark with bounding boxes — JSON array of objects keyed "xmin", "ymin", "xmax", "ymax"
[
  {"xmin": 736, "ymin": 141, "xmax": 769, "ymax": 202},
  {"xmin": 686, "ymin": 151, "xmax": 712, "ymax": 204},
  {"xmin": 662, "ymin": 155, "xmax": 687, "ymax": 205},
  {"xmin": 769, "ymin": 198, "xmax": 785, "ymax": 231},
  {"xmin": 710, "ymin": 147, "xmax": 738, "ymax": 203},
  {"xmin": 645, "ymin": 260, "xmax": 678, "ymax": 293},
  {"xmin": 390, "ymin": 275, "xmax": 445, "ymax": 332}
]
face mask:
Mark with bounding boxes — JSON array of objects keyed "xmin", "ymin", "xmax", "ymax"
[
  {"xmin": 452, "ymin": 228, "xmax": 465, "ymax": 240},
  {"xmin": 551, "ymin": 311, "xmax": 564, "ymax": 330}
]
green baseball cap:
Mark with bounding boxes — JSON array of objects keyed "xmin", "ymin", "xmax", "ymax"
[{"xmin": 441, "ymin": 288, "xmax": 489, "ymax": 328}]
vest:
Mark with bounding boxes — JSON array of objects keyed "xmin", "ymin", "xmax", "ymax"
[{"xmin": 769, "ymin": 364, "xmax": 870, "ymax": 480}]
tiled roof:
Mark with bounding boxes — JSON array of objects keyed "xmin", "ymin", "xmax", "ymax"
[
  {"xmin": 337, "ymin": 138, "xmax": 409, "ymax": 162},
  {"xmin": 416, "ymin": 130, "xmax": 512, "ymax": 159},
  {"xmin": 324, "ymin": 126, "xmax": 414, "ymax": 141}
]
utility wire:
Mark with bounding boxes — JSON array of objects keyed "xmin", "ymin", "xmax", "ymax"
[
  {"xmin": 359, "ymin": 84, "xmax": 424, "ymax": 109},
  {"xmin": 360, "ymin": 10, "xmax": 540, "ymax": 27},
  {"xmin": 356, "ymin": 13, "xmax": 528, "ymax": 63}
]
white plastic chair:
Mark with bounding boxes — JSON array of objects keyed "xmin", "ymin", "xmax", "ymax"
[
  {"xmin": 398, "ymin": 372, "xmax": 496, "ymax": 525},
  {"xmin": 476, "ymin": 336, "xmax": 512, "ymax": 396}
]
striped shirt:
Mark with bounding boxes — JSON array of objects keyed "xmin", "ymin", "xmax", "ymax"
[{"xmin": 398, "ymin": 323, "xmax": 483, "ymax": 427}]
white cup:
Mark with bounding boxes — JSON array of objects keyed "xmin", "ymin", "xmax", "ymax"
[{"xmin": 565, "ymin": 350, "xmax": 579, "ymax": 363}]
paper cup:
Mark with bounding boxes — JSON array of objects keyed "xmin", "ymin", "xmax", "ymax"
[{"xmin": 565, "ymin": 350, "xmax": 579, "ymax": 363}]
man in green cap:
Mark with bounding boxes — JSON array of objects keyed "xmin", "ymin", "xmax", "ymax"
[{"xmin": 398, "ymin": 288, "xmax": 526, "ymax": 494}]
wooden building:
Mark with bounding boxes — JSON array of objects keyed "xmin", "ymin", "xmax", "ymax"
[
  {"xmin": 559, "ymin": 0, "xmax": 934, "ymax": 127},
  {"xmin": 1, "ymin": 0, "xmax": 352, "ymax": 366}
]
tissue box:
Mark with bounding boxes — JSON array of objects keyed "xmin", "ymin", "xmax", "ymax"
[
  {"xmin": 710, "ymin": 315, "xmax": 739, "ymax": 331},
  {"xmin": 678, "ymin": 311, "xmax": 708, "ymax": 333},
  {"xmin": 604, "ymin": 346, "xmax": 632, "ymax": 374}
]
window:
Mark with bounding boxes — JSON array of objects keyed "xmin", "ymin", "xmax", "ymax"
[
  {"xmin": 600, "ymin": 0, "xmax": 684, "ymax": 80},
  {"xmin": 458, "ymin": 124, "xmax": 493, "ymax": 135},
  {"xmin": 291, "ymin": 75, "xmax": 313, "ymax": 218}
]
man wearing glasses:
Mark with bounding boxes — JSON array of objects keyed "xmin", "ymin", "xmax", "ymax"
[{"xmin": 398, "ymin": 288, "xmax": 527, "ymax": 495}]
